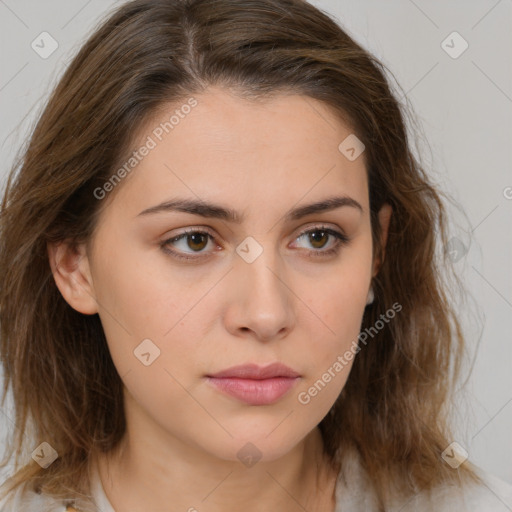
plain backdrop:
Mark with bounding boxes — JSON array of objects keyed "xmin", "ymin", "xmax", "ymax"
[{"xmin": 0, "ymin": 0, "xmax": 511, "ymax": 485}]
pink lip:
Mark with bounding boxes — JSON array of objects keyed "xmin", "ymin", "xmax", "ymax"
[{"xmin": 206, "ymin": 363, "xmax": 301, "ymax": 405}]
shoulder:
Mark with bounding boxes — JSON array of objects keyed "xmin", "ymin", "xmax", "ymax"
[
  {"xmin": 0, "ymin": 483, "xmax": 97, "ymax": 512},
  {"xmin": 0, "ymin": 460, "xmax": 109, "ymax": 512},
  {"xmin": 334, "ymin": 451, "xmax": 512, "ymax": 511},
  {"xmin": 0, "ymin": 486, "xmax": 69, "ymax": 512},
  {"xmin": 398, "ymin": 469, "xmax": 512, "ymax": 511}
]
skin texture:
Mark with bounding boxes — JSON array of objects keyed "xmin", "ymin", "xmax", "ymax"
[{"xmin": 48, "ymin": 86, "xmax": 392, "ymax": 512}]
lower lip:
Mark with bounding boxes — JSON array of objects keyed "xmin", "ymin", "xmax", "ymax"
[{"xmin": 206, "ymin": 376, "xmax": 300, "ymax": 405}]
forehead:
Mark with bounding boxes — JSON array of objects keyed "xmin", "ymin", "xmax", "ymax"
[{"xmin": 103, "ymin": 86, "xmax": 369, "ymax": 218}]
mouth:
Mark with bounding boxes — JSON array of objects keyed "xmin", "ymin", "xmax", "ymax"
[{"xmin": 205, "ymin": 363, "xmax": 301, "ymax": 406}]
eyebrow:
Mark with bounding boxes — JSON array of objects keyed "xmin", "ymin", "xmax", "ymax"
[{"xmin": 137, "ymin": 195, "xmax": 363, "ymax": 222}]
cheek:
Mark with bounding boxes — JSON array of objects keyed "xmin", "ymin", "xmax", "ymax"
[
  {"xmin": 307, "ymin": 259, "xmax": 371, "ymax": 338},
  {"xmin": 307, "ymin": 291, "xmax": 364, "ymax": 385},
  {"xmin": 294, "ymin": 288, "xmax": 365, "ymax": 412},
  {"xmin": 300, "ymin": 253, "xmax": 371, "ymax": 386},
  {"xmin": 90, "ymin": 242, "xmax": 215, "ymax": 383},
  {"xmin": 91, "ymin": 236, "xmax": 189, "ymax": 334}
]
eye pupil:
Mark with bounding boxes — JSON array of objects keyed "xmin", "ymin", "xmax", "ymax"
[
  {"xmin": 188, "ymin": 233, "xmax": 208, "ymax": 251},
  {"xmin": 309, "ymin": 230, "xmax": 328, "ymax": 249}
]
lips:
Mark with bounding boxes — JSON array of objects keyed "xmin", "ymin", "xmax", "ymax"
[
  {"xmin": 206, "ymin": 363, "xmax": 301, "ymax": 405},
  {"xmin": 207, "ymin": 363, "xmax": 300, "ymax": 380}
]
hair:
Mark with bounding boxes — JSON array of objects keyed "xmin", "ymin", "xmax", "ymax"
[{"xmin": 0, "ymin": 0, "xmax": 482, "ymax": 509}]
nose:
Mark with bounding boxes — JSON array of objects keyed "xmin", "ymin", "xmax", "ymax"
[{"xmin": 223, "ymin": 241, "xmax": 295, "ymax": 342}]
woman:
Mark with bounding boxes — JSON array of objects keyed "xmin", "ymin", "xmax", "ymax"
[{"xmin": 1, "ymin": 0, "xmax": 511, "ymax": 510}]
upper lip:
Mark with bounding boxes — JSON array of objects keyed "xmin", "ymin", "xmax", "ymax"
[{"xmin": 207, "ymin": 363, "xmax": 300, "ymax": 379}]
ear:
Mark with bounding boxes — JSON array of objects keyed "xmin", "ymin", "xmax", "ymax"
[
  {"xmin": 47, "ymin": 240, "xmax": 98, "ymax": 315},
  {"xmin": 372, "ymin": 203, "xmax": 392, "ymax": 277}
]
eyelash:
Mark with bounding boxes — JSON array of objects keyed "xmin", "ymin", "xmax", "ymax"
[{"xmin": 160, "ymin": 225, "xmax": 350, "ymax": 262}]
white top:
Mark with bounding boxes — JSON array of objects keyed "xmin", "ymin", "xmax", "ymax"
[{"xmin": 2, "ymin": 458, "xmax": 512, "ymax": 511}]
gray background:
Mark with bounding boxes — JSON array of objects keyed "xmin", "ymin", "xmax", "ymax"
[{"xmin": 1, "ymin": 0, "xmax": 511, "ymax": 484}]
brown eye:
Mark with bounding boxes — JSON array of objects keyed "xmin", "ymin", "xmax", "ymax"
[
  {"xmin": 161, "ymin": 225, "xmax": 350, "ymax": 263},
  {"xmin": 293, "ymin": 226, "xmax": 350, "ymax": 259},
  {"xmin": 184, "ymin": 233, "xmax": 209, "ymax": 252},
  {"xmin": 161, "ymin": 229, "xmax": 217, "ymax": 261},
  {"xmin": 307, "ymin": 230, "xmax": 330, "ymax": 249}
]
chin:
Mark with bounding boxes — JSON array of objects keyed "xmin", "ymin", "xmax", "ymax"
[{"xmin": 198, "ymin": 426, "xmax": 310, "ymax": 465}]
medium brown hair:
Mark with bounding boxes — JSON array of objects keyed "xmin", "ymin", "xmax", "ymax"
[{"xmin": 0, "ymin": 0, "xmax": 481, "ymax": 508}]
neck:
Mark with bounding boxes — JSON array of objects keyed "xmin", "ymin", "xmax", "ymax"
[{"xmin": 95, "ymin": 410, "xmax": 338, "ymax": 511}]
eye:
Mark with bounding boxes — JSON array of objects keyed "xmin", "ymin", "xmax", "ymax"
[
  {"xmin": 160, "ymin": 228, "xmax": 217, "ymax": 261},
  {"xmin": 292, "ymin": 225, "xmax": 350, "ymax": 258},
  {"xmin": 160, "ymin": 225, "xmax": 350, "ymax": 262}
]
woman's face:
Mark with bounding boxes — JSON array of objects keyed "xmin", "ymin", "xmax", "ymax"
[{"xmin": 62, "ymin": 86, "xmax": 390, "ymax": 463}]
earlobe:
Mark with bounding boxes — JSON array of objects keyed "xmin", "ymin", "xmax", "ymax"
[
  {"xmin": 47, "ymin": 241, "xmax": 98, "ymax": 315},
  {"xmin": 372, "ymin": 203, "xmax": 392, "ymax": 277}
]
